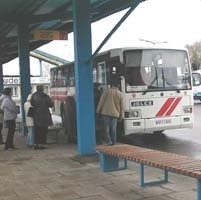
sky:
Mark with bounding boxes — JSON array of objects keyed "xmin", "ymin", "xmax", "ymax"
[{"xmin": 3, "ymin": 0, "xmax": 201, "ymax": 75}]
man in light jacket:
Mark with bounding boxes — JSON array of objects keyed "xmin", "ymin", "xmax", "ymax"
[
  {"xmin": 97, "ymin": 79, "xmax": 124, "ymax": 145},
  {"xmin": 1, "ymin": 88, "xmax": 19, "ymax": 150}
]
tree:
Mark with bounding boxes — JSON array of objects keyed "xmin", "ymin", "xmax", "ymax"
[{"xmin": 185, "ymin": 41, "xmax": 201, "ymax": 70}]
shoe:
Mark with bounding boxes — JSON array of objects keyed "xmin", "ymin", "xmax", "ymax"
[
  {"xmin": 7, "ymin": 148, "xmax": 14, "ymax": 151},
  {"xmin": 4, "ymin": 147, "xmax": 14, "ymax": 151},
  {"xmin": 34, "ymin": 145, "xmax": 46, "ymax": 150},
  {"xmin": 34, "ymin": 145, "xmax": 40, "ymax": 150},
  {"xmin": 38, "ymin": 146, "xmax": 46, "ymax": 149}
]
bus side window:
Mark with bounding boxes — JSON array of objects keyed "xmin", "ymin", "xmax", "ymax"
[
  {"xmin": 69, "ymin": 67, "xmax": 74, "ymax": 86},
  {"xmin": 50, "ymin": 70, "xmax": 55, "ymax": 86},
  {"xmin": 109, "ymin": 63, "xmax": 124, "ymax": 88},
  {"xmin": 93, "ymin": 62, "xmax": 107, "ymax": 88},
  {"xmin": 66, "ymin": 65, "xmax": 74, "ymax": 86},
  {"xmin": 55, "ymin": 69, "xmax": 59, "ymax": 86},
  {"xmin": 58, "ymin": 68, "xmax": 67, "ymax": 87}
]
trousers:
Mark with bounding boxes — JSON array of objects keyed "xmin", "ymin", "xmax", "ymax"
[
  {"xmin": 34, "ymin": 126, "xmax": 48, "ymax": 145},
  {"xmin": 5, "ymin": 120, "xmax": 16, "ymax": 149},
  {"xmin": 103, "ymin": 116, "xmax": 117, "ymax": 145}
]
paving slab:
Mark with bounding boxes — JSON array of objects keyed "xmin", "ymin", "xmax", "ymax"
[{"xmin": 0, "ymin": 131, "xmax": 198, "ymax": 200}]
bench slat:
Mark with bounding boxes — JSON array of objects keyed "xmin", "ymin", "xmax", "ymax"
[{"xmin": 97, "ymin": 144, "xmax": 201, "ymax": 179}]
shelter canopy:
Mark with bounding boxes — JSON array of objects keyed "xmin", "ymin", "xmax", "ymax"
[{"xmin": 0, "ymin": 0, "xmax": 138, "ymax": 64}]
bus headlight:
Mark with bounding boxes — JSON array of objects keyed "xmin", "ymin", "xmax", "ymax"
[
  {"xmin": 124, "ymin": 110, "xmax": 141, "ymax": 118},
  {"xmin": 183, "ymin": 106, "xmax": 193, "ymax": 114}
]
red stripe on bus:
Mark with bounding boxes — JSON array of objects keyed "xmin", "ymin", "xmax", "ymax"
[
  {"xmin": 50, "ymin": 92, "xmax": 67, "ymax": 96},
  {"xmin": 51, "ymin": 95, "xmax": 67, "ymax": 101},
  {"xmin": 156, "ymin": 98, "xmax": 175, "ymax": 117},
  {"xmin": 165, "ymin": 97, "xmax": 182, "ymax": 116}
]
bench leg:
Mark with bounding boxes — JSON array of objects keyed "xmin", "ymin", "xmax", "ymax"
[
  {"xmin": 140, "ymin": 163, "xmax": 168, "ymax": 187},
  {"xmin": 197, "ymin": 179, "xmax": 201, "ymax": 200},
  {"xmin": 99, "ymin": 153, "xmax": 127, "ymax": 172}
]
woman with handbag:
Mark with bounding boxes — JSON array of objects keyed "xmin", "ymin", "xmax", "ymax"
[{"xmin": 24, "ymin": 94, "xmax": 34, "ymax": 147}]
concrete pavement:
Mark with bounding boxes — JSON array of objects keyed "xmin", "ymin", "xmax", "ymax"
[{"xmin": 0, "ymin": 130, "xmax": 197, "ymax": 200}]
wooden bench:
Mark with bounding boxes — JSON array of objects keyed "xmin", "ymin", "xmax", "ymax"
[{"xmin": 96, "ymin": 144, "xmax": 201, "ymax": 200}]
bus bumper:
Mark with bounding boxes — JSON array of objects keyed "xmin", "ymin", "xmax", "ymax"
[{"xmin": 124, "ymin": 115, "xmax": 193, "ymax": 135}]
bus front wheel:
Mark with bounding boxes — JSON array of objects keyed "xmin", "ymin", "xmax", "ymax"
[{"xmin": 153, "ymin": 130, "xmax": 164, "ymax": 134}]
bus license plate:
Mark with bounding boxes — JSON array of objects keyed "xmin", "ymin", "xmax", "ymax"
[{"xmin": 156, "ymin": 119, "xmax": 171, "ymax": 125}]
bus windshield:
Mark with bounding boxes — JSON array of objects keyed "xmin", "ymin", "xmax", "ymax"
[{"xmin": 124, "ymin": 49, "xmax": 191, "ymax": 92}]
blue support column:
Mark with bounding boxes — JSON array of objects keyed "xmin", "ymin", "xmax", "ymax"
[
  {"xmin": 197, "ymin": 179, "xmax": 201, "ymax": 200},
  {"xmin": 99, "ymin": 153, "xmax": 127, "ymax": 172},
  {"xmin": 73, "ymin": 0, "xmax": 96, "ymax": 155},
  {"xmin": 0, "ymin": 64, "xmax": 3, "ymax": 92},
  {"xmin": 18, "ymin": 22, "xmax": 31, "ymax": 133}
]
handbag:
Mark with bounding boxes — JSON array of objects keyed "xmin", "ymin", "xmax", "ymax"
[{"xmin": 27, "ymin": 107, "xmax": 34, "ymax": 117}]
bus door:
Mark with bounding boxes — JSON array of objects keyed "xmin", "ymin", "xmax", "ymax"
[
  {"xmin": 93, "ymin": 61, "xmax": 107, "ymax": 111},
  {"xmin": 108, "ymin": 61, "xmax": 124, "ymax": 91}
]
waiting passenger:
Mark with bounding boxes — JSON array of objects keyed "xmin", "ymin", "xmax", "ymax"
[
  {"xmin": 31, "ymin": 85, "xmax": 53, "ymax": 150},
  {"xmin": 1, "ymin": 88, "xmax": 19, "ymax": 150},
  {"xmin": 97, "ymin": 78, "xmax": 124, "ymax": 145},
  {"xmin": 24, "ymin": 94, "xmax": 34, "ymax": 147}
]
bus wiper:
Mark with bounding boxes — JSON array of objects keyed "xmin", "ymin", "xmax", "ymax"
[
  {"xmin": 143, "ymin": 68, "xmax": 158, "ymax": 95},
  {"xmin": 162, "ymin": 68, "xmax": 165, "ymax": 88},
  {"xmin": 148, "ymin": 67, "xmax": 158, "ymax": 88},
  {"xmin": 142, "ymin": 90, "xmax": 148, "ymax": 95}
]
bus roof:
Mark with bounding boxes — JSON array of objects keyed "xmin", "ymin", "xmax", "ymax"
[{"xmin": 50, "ymin": 46, "xmax": 189, "ymax": 70}]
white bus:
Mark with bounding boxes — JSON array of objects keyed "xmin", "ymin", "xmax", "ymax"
[
  {"xmin": 192, "ymin": 70, "xmax": 201, "ymax": 101},
  {"xmin": 50, "ymin": 47, "xmax": 193, "ymax": 136}
]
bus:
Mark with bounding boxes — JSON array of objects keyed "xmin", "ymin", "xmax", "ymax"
[
  {"xmin": 192, "ymin": 70, "xmax": 201, "ymax": 101},
  {"xmin": 50, "ymin": 47, "xmax": 193, "ymax": 136}
]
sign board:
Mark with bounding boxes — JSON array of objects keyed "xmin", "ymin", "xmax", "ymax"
[
  {"xmin": 4, "ymin": 77, "xmax": 20, "ymax": 85},
  {"xmin": 34, "ymin": 30, "xmax": 68, "ymax": 40},
  {"xmin": 3, "ymin": 77, "xmax": 50, "ymax": 85}
]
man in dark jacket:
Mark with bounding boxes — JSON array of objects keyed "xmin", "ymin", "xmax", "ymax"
[{"xmin": 31, "ymin": 85, "xmax": 53, "ymax": 149}]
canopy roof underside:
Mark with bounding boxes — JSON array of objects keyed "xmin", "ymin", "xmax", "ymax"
[{"xmin": 0, "ymin": 0, "xmax": 141, "ymax": 64}]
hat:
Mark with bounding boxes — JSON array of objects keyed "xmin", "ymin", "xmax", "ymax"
[
  {"xmin": 3, "ymin": 87, "xmax": 12, "ymax": 95},
  {"xmin": 37, "ymin": 84, "xmax": 44, "ymax": 92}
]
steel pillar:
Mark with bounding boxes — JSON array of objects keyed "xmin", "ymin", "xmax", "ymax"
[
  {"xmin": 73, "ymin": 0, "xmax": 96, "ymax": 155},
  {"xmin": 198, "ymin": 179, "xmax": 201, "ymax": 200},
  {"xmin": 17, "ymin": 22, "xmax": 31, "ymax": 133},
  {"xmin": 0, "ymin": 64, "xmax": 3, "ymax": 92}
]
